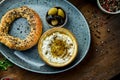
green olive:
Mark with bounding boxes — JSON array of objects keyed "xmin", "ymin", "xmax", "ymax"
[
  {"xmin": 58, "ymin": 9, "xmax": 65, "ymax": 18},
  {"xmin": 51, "ymin": 20, "xmax": 58, "ymax": 26},
  {"xmin": 48, "ymin": 7, "xmax": 58, "ymax": 15}
]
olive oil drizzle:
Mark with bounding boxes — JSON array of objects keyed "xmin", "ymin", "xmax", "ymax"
[{"xmin": 51, "ymin": 39, "xmax": 68, "ymax": 58}]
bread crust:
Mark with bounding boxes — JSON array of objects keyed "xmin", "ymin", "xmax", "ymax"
[{"xmin": 0, "ymin": 6, "xmax": 42, "ymax": 51}]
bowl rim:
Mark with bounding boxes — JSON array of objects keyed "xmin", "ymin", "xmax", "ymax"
[
  {"xmin": 97, "ymin": 0, "xmax": 120, "ymax": 14},
  {"xmin": 0, "ymin": 0, "xmax": 5, "ymax": 4},
  {"xmin": 38, "ymin": 27, "xmax": 78, "ymax": 67},
  {"xmin": 46, "ymin": 6, "xmax": 68, "ymax": 28}
]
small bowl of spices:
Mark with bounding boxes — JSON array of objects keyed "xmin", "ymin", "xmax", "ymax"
[
  {"xmin": 46, "ymin": 6, "xmax": 67, "ymax": 27},
  {"xmin": 97, "ymin": 0, "xmax": 120, "ymax": 14},
  {"xmin": 1, "ymin": 77, "xmax": 13, "ymax": 80}
]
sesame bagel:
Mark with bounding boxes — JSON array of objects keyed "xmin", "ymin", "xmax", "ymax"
[{"xmin": 0, "ymin": 6, "xmax": 42, "ymax": 51}]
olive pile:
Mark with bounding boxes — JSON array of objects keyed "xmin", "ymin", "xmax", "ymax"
[{"xmin": 46, "ymin": 7, "xmax": 66, "ymax": 27}]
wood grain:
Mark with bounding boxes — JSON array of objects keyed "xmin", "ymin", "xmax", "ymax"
[{"xmin": 0, "ymin": 0, "xmax": 120, "ymax": 80}]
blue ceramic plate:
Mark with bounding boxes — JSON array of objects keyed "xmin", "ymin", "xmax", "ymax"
[{"xmin": 0, "ymin": 0, "xmax": 91, "ymax": 74}]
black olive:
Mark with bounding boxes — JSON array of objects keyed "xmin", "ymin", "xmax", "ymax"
[
  {"xmin": 46, "ymin": 15, "xmax": 53, "ymax": 24},
  {"xmin": 59, "ymin": 18, "xmax": 64, "ymax": 25},
  {"xmin": 54, "ymin": 15, "xmax": 65, "ymax": 25}
]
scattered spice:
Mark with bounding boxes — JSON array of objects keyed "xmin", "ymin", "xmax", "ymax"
[
  {"xmin": 96, "ymin": 29, "xmax": 101, "ymax": 34},
  {"xmin": 95, "ymin": 48, "xmax": 98, "ymax": 52},
  {"xmin": 94, "ymin": 34, "xmax": 101, "ymax": 39},
  {"xmin": 107, "ymin": 28, "xmax": 110, "ymax": 32},
  {"xmin": 100, "ymin": 50, "xmax": 103, "ymax": 53},
  {"xmin": 101, "ymin": 41, "xmax": 104, "ymax": 44},
  {"xmin": 94, "ymin": 25, "xmax": 98, "ymax": 28},
  {"xmin": 99, "ymin": 0, "xmax": 120, "ymax": 12}
]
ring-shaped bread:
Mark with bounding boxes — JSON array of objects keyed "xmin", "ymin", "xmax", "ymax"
[{"xmin": 0, "ymin": 6, "xmax": 42, "ymax": 51}]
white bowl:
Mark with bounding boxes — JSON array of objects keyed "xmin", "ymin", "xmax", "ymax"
[
  {"xmin": 0, "ymin": 0, "xmax": 5, "ymax": 4},
  {"xmin": 97, "ymin": 0, "xmax": 120, "ymax": 14}
]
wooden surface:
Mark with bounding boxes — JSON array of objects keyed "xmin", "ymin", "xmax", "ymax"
[{"xmin": 0, "ymin": 0, "xmax": 120, "ymax": 80}]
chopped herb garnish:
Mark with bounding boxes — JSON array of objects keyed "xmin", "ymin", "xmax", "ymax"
[{"xmin": 0, "ymin": 58, "xmax": 13, "ymax": 70}]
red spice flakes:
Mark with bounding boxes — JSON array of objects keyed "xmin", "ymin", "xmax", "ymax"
[
  {"xmin": 1, "ymin": 77, "xmax": 13, "ymax": 80},
  {"xmin": 99, "ymin": 0, "xmax": 120, "ymax": 12}
]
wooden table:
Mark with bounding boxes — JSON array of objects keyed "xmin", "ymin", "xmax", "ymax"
[{"xmin": 0, "ymin": 0, "xmax": 120, "ymax": 80}]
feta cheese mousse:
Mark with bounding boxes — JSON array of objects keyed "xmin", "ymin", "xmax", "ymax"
[{"xmin": 38, "ymin": 27, "xmax": 78, "ymax": 67}]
